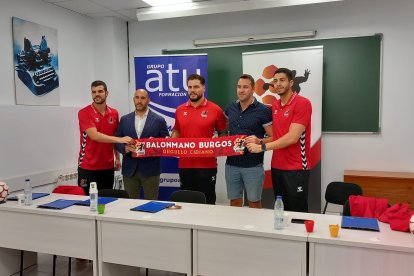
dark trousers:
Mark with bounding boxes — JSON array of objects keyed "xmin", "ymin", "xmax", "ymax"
[
  {"xmin": 179, "ymin": 168, "xmax": 217, "ymax": 204},
  {"xmin": 271, "ymin": 168, "xmax": 310, "ymax": 212},
  {"xmin": 78, "ymin": 167, "xmax": 114, "ymax": 195}
]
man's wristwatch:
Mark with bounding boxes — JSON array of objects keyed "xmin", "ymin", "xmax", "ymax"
[{"xmin": 261, "ymin": 143, "xmax": 266, "ymax": 152}]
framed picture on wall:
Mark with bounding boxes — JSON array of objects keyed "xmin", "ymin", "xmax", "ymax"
[{"xmin": 12, "ymin": 17, "xmax": 60, "ymax": 105}]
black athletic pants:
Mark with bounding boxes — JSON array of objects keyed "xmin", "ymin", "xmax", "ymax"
[
  {"xmin": 271, "ymin": 168, "xmax": 310, "ymax": 212},
  {"xmin": 179, "ymin": 168, "xmax": 217, "ymax": 204}
]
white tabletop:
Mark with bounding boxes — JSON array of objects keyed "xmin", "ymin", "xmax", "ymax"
[
  {"xmin": 308, "ymin": 213, "xmax": 414, "ymax": 253},
  {"xmin": 95, "ymin": 198, "xmax": 215, "ymax": 229},
  {"xmin": 0, "ymin": 193, "xmax": 96, "ymax": 220},
  {"xmin": 192, "ymin": 205, "xmax": 317, "ymax": 241}
]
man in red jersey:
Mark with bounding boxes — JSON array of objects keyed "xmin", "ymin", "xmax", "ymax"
[
  {"xmin": 172, "ymin": 74, "xmax": 227, "ymax": 204},
  {"xmin": 247, "ymin": 68, "xmax": 312, "ymax": 212},
  {"xmin": 77, "ymin": 80, "xmax": 133, "ymax": 194}
]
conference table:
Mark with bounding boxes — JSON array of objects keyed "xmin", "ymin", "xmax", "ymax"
[
  {"xmin": 96, "ymin": 200, "xmax": 311, "ymax": 276},
  {"xmin": 96, "ymin": 198, "xmax": 214, "ymax": 276},
  {"xmin": 96, "ymin": 200, "xmax": 414, "ymax": 276},
  {"xmin": 307, "ymin": 213, "xmax": 414, "ymax": 276},
  {"xmin": 1, "ymin": 194, "xmax": 414, "ymax": 276},
  {"xmin": 191, "ymin": 206, "xmax": 310, "ymax": 276},
  {"xmin": 0, "ymin": 193, "xmax": 98, "ymax": 276}
]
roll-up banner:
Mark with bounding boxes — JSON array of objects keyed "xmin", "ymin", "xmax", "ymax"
[{"xmin": 134, "ymin": 55, "xmax": 208, "ymax": 199}]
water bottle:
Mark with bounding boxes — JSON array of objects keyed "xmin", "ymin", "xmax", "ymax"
[
  {"xmin": 24, "ymin": 178, "xmax": 32, "ymax": 206},
  {"xmin": 274, "ymin": 195, "xmax": 284, "ymax": 230},
  {"xmin": 89, "ymin": 182, "xmax": 98, "ymax": 212}
]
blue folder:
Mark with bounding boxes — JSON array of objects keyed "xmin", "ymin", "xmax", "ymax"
[
  {"xmin": 37, "ymin": 199, "xmax": 80, "ymax": 210},
  {"xmin": 76, "ymin": 197, "xmax": 118, "ymax": 206},
  {"xmin": 341, "ymin": 216, "xmax": 380, "ymax": 232},
  {"xmin": 130, "ymin": 201, "xmax": 175, "ymax": 213},
  {"xmin": 8, "ymin": 192, "xmax": 50, "ymax": 201}
]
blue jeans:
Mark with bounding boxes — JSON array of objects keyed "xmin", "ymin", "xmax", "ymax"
[{"xmin": 225, "ymin": 164, "xmax": 264, "ymax": 202}]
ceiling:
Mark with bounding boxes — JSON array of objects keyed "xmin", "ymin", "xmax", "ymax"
[{"xmin": 42, "ymin": 0, "xmax": 238, "ymax": 21}]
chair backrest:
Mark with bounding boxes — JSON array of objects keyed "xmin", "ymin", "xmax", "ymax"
[
  {"xmin": 342, "ymin": 199, "xmax": 351, "ymax": 216},
  {"xmin": 325, "ymin": 182, "xmax": 363, "ymax": 205},
  {"xmin": 323, "ymin": 182, "xmax": 362, "ymax": 214},
  {"xmin": 169, "ymin": 190, "xmax": 206, "ymax": 204},
  {"xmin": 98, "ymin": 189, "xmax": 129, "ymax": 199},
  {"xmin": 53, "ymin": 185, "xmax": 85, "ymax": 196}
]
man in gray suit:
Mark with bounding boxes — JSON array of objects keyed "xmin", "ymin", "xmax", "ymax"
[{"xmin": 115, "ymin": 89, "xmax": 169, "ymax": 199}]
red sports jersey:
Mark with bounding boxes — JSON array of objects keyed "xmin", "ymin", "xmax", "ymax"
[
  {"xmin": 174, "ymin": 98, "xmax": 227, "ymax": 168},
  {"xmin": 271, "ymin": 93, "xmax": 312, "ymax": 170},
  {"xmin": 78, "ymin": 104, "xmax": 119, "ymax": 170}
]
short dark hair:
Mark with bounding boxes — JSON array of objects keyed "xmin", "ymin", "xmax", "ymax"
[
  {"xmin": 274, "ymin": 68, "xmax": 293, "ymax": 81},
  {"xmin": 187, "ymin": 74, "xmax": 205, "ymax": 85},
  {"xmin": 239, "ymin": 74, "xmax": 255, "ymax": 87},
  {"xmin": 91, "ymin": 80, "xmax": 107, "ymax": 91}
]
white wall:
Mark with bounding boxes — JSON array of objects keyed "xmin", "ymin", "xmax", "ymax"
[
  {"xmin": 128, "ymin": 0, "xmax": 414, "ymax": 208},
  {"xmin": 93, "ymin": 17, "xmax": 130, "ymax": 115},
  {"xmin": 0, "ymin": 0, "xmax": 128, "ymax": 192}
]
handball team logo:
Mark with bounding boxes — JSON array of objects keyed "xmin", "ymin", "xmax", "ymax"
[
  {"xmin": 233, "ymin": 138, "xmax": 246, "ymax": 153},
  {"xmin": 254, "ymin": 65, "xmax": 311, "ymax": 106},
  {"xmin": 135, "ymin": 141, "xmax": 145, "ymax": 155}
]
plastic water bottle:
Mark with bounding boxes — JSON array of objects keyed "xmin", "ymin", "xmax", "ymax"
[
  {"xmin": 24, "ymin": 178, "xmax": 32, "ymax": 206},
  {"xmin": 274, "ymin": 195, "xmax": 284, "ymax": 230},
  {"xmin": 89, "ymin": 182, "xmax": 98, "ymax": 212}
]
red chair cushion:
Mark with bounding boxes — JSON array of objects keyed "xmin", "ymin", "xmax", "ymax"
[{"xmin": 53, "ymin": 185, "xmax": 85, "ymax": 196}]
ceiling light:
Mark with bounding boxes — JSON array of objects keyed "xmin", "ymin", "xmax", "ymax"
[
  {"xmin": 142, "ymin": 0, "xmax": 192, "ymax": 7},
  {"xmin": 137, "ymin": 0, "xmax": 343, "ymax": 21}
]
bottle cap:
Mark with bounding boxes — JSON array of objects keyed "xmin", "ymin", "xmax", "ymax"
[{"xmin": 89, "ymin": 182, "xmax": 98, "ymax": 193}]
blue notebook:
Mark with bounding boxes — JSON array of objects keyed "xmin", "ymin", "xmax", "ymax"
[
  {"xmin": 130, "ymin": 201, "xmax": 175, "ymax": 213},
  {"xmin": 341, "ymin": 216, "xmax": 380, "ymax": 232},
  {"xmin": 76, "ymin": 197, "xmax": 118, "ymax": 206},
  {"xmin": 8, "ymin": 193, "xmax": 50, "ymax": 201},
  {"xmin": 37, "ymin": 199, "xmax": 80, "ymax": 210}
]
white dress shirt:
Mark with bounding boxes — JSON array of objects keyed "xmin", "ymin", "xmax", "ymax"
[{"xmin": 135, "ymin": 109, "xmax": 149, "ymax": 138}]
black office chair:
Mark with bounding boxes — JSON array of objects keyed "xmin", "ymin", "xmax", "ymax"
[
  {"xmin": 98, "ymin": 189, "xmax": 129, "ymax": 198},
  {"xmin": 169, "ymin": 190, "xmax": 207, "ymax": 204},
  {"xmin": 342, "ymin": 199, "xmax": 351, "ymax": 216},
  {"xmin": 323, "ymin": 182, "xmax": 362, "ymax": 214}
]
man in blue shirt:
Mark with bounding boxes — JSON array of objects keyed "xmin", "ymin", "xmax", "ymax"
[{"xmin": 224, "ymin": 74, "xmax": 273, "ymax": 208}]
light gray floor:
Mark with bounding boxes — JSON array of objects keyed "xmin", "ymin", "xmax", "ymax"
[{"xmin": 13, "ymin": 253, "xmax": 185, "ymax": 276}]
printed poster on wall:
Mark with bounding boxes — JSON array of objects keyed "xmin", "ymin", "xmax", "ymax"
[
  {"xmin": 134, "ymin": 55, "xmax": 208, "ymax": 199},
  {"xmin": 242, "ymin": 47, "xmax": 323, "ymax": 211},
  {"xmin": 12, "ymin": 17, "xmax": 60, "ymax": 105}
]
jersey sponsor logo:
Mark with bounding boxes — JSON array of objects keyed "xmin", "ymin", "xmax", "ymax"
[
  {"xmin": 95, "ymin": 117, "xmax": 100, "ymax": 123},
  {"xmin": 201, "ymin": 110, "xmax": 208, "ymax": 118},
  {"xmin": 284, "ymin": 109, "xmax": 290, "ymax": 117},
  {"xmin": 183, "ymin": 111, "xmax": 188, "ymax": 116}
]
